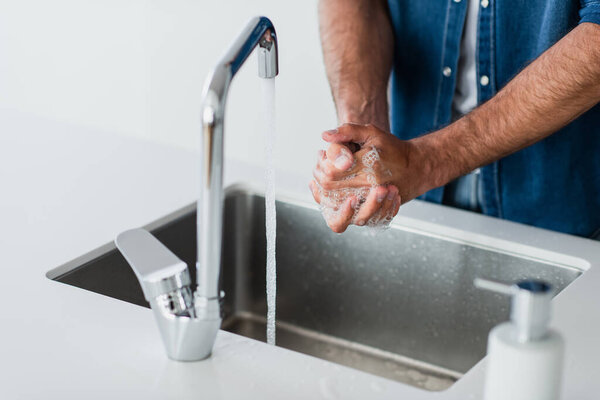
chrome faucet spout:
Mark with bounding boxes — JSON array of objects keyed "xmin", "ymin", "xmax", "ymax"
[
  {"xmin": 197, "ymin": 16, "xmax": 278, "ymax": 299},
  {"xmin": 114, "ymin": 16, "xmax": 278, "ymax": 361}
]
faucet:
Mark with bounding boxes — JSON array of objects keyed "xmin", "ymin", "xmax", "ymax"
[{"xmin": 114, "ymin": 16, "xmax": 278, "ymax": 361}]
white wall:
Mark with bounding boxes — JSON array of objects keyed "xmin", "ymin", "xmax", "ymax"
[{"xmin": 0, "ymin": 0, "xmax": 336, "ymax": 181}]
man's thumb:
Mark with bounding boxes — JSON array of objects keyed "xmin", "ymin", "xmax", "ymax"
[{"xmin": 322, "ymin": 123, "xmax": 371, "ymax": 144}]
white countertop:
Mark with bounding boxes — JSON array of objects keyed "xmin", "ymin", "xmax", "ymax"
[{"xmin": 2, "ymin": 108, "xmax": 600, "ymax": 399}]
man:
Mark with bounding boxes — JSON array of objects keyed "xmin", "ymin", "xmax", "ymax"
[{"xmin": 310, "ymin": 0, "xmax": 600, "ymax": 237}]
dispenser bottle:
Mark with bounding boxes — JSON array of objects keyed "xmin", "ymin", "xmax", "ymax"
[{"xmin": 475, "ymin": 278, "xmax": 565, "ymax": 400}]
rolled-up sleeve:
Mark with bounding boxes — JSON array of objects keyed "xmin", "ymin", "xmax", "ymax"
[{"xmin": 580, "ymin": 1, "xmax": 600, "ymax": 24}]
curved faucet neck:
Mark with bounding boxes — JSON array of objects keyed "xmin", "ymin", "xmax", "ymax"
[{"xmin": 197, "ymin": 16, "xmax": 278, "ymax": 299}]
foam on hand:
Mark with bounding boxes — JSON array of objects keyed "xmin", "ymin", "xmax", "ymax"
[{"xmin": 317, "ymin": 146, "xmax": 395, "ymax": 231}]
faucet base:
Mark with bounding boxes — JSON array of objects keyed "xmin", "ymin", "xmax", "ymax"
[{"xmin": 153, "ymin": 308, "xmax": 222, "ymax": 361}]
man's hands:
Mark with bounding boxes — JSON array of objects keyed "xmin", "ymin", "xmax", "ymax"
[
  {"xmin": 310, "ymin": 123, "xmax": 430, "ymax": 233},
  {"xmin": 318, "ymin": 1, "xmax": 600, "ymax": 235},
  {"xmin": 317, "ymin": 0, "xmax": 398, "ymax": 233}
]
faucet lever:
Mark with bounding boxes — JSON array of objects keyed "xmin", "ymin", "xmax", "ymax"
[{"xmin": 115, "ymin": 228, "xmax": 191, "ymax": 301}]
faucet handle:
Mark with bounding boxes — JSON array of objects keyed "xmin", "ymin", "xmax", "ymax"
[{"xmin": 115, "ymin": 229, "xmax": 191, "ymax": 301}]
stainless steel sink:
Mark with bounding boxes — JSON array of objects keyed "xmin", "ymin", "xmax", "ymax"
[{"xmin": 47, "ymin": 185, "xmax": 582, "ymax": 391}]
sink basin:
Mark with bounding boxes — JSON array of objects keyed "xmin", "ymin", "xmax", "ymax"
[{"xmin": 47, "ymin": 185, "xmax": 582, "ymax": 391}]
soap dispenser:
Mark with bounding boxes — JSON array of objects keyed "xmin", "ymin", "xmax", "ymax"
[{"xmin": 475, "ymin": 278, "xmax": 564, "ymax": 400}]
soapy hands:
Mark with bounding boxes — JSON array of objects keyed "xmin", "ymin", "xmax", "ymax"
[{"xmin": 310, "ymin": 123, "xmax": 425, "ymax": 233}]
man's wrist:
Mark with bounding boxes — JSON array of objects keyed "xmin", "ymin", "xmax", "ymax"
[
  {"xmin": 336, "ymin": 97, "xmax": 390, "ymax": 131},
  {"xmin": 409, "ymin": 121, "xmax": 474, "ymax": 193},
  {"xmin": 406, "ymin": 136, "xmax": 445, "ymax": 195}
]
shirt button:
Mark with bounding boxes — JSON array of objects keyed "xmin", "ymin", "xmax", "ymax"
[
  {"xmin": 480, "ymin": 75, "xmax": 490, "ymax": 86},
  {"xmin": 481, "ymin": 0, "xmax": 489, "ymax": 8},
  {"xmin": 453, "ymin": 0, "xmax": 461, "ymax": 3},
  {"xmin": 443, "ymin": 67, "xmax": 452, "ymax": 77}
]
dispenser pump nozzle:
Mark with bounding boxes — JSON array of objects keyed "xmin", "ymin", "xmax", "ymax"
[{"xmin": 475, "ymin": 278, "xmax": 555, "ymax": 342}]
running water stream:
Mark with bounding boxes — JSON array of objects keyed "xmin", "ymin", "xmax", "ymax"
[{"xmin": 261, "ymin": 77, "xmax": 277, "ymax": 345}]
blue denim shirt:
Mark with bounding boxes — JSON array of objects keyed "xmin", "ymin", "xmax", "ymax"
[{"xmin": 386, "ymin": 0, "xmax": 600, "ymax": 237}]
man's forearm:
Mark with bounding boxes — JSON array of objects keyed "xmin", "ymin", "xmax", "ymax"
[
  {"xmin": 415, "ymin": 22, "xmax": 600, "ymax": 190},
  {"xmin": 318, "ymin": 0, "xmax": 394, "ymax": 130}
]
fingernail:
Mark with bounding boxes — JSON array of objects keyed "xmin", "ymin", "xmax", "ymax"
[
  {"xmin": 350, "ymin": 198, "xmax": 358, "ymax": 208},
  {"xmin": 356, "ymin": 220, "xmax": 365, "ymax": 226},
  {"xmin": 377, "ymin": 191, "xmax": 387, "ymax": 203},
  {"xmin": 334, "ymin": 154, "xmax": 350, "ymax": 170},
  {"xmin": 387, "ymin": 191, "xmax": 396, "ymax": 201},
  {"xmin": 325, "ymin": 128, "xmax": 339, "ymax": 135}
]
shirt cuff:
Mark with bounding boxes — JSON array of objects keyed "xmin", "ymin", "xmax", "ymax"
[{"xmin": 580, "ymin": 2, "xmax": 600, "ymax": 25}]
